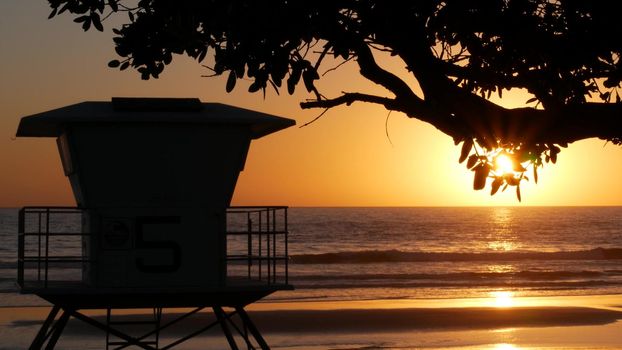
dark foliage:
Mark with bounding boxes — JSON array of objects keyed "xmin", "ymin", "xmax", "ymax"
[{"xmin": 47, "ymin": 0, "xmax": 622, "ymax": 197}]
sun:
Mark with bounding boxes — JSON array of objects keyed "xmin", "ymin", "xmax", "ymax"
[{"xmin": 494, "ymin": 154, "xmax": 515, "ymax": 175}]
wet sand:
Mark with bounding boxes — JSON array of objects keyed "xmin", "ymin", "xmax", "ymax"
[{"xmin": 2, "ymin": 295, "xmax": 622, "ymax": 349}]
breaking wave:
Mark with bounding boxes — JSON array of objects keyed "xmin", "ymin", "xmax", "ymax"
[{"xmin": 292, "ymin": 248, "xmax": 622, "ymax": 264}]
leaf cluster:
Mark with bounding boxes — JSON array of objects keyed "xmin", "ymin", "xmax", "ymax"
[
  {"xmin": 429, "ymin": 0, "xmax": 622, "ymax": 107},
  {"xmin": 47, "ymin": 0, "xmax": 622, "ymax": 108},
  {"xmin": 458, "ymin": 139, "xmax": 564, "ymax": 201},
  {"xmin": 46, "ymin": 0, "xmax": 622, "ymax": 200},
  {"xmin": 48, "ymin": 0, "xmax": 117, "ymax": 31}
]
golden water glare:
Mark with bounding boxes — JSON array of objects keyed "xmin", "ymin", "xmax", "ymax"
[
  {"xmin": 493, "ymin": 344, "xmax": 519, "ymax": 350},
  {"xmin": 490, "ymin": 291, "xmax": 516, "ymax": 307},
  {"xmin": 488, "ymin": 207, "xmax": 517, "ymax": 251}
]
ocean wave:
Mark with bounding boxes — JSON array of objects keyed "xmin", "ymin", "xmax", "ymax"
[
  {"xmin": 292, "ymin": 280, "xmax": 622, "ymax": 290},
  {"xmin": 0, "ymin": 261, "xmax": 16, "ymax": 269},
  {"xmin": 291, "ymin": 248, "xmax": 622, "ymax": 264},
  {"xmin": 292, "ymin": 270, "xmax": 620, "ymax": 282}
]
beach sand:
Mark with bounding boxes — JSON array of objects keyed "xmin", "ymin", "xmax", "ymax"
[{"xmin": 2, "ymin": 295, "xmax": 622, "ymax": 349}]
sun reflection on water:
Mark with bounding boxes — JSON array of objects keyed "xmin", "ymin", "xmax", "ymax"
[
  {"xmin": 490, "ymin": 291, "xmax": 515, "ymax": 307},
  {"xmin": 487, "ymin": 264, "xmax": 516, "ymax": 274},
  {"xmin": 493, "ymin": 344, "xmax": 519, "ymax": 350},
  {"xmin": 488, "ymin": 207, "xmax": 517, "ymax": 251}
]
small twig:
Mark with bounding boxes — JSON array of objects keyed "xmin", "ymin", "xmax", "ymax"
[
  {"xmin": 431, "ymin": 43, "xmax": 440, "ymax": 58},
  {"xmin": 300, "ymin": 108, "xmax": 330, "ymax": 128},
  {"xmin": 101, "ymin": 9, "xmax": 115, "ymax": 21},
  {"xmin": 367, "ymin": 43, "xmax": 393, "ymax": 53},
  {"xmin": 385, "ymin": 110, "xmax": 394, "ymax": 147},
  {"xmin": 314, "ymin": 45, "xmax": 329, "ymax": 71},
  {"xmin": 322, "ymin": 57, "xmax": 354, "ymax": 77},
  {"xmin": 118, "ymin": 1, "xmax": 139, "ymax": 11}
]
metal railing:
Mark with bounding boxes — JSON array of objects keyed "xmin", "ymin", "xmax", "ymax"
[
  {"xmin": 17, "ymin": 206, "xmax": 290, "ymax": 289},
  {"xmin": 17, "ymin": 207, "xmax": 89, "ymax": 288},
  {"xmin": 225, "ymin": 206, "xmax": 289, "ymax": 286}
]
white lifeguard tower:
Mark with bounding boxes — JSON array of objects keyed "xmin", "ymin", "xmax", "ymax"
[{"xmin": 16, "ymin": 97, "xmax": 294, "ymax": 350}]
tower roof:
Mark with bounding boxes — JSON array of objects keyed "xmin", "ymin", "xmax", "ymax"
[{"xmin": 17, "ymin": 97, "xmax": 295, "ymax": 139}]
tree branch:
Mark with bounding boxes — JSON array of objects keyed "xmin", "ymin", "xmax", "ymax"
[
  {"xmin": 354, "ymin": 43, "xmax": 419, "ymax": 100},
  {"xmin": 300, "ymin": 92, "xmax": 398, "ymax": 110}
]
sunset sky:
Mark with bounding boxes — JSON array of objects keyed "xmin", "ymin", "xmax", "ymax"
[{"xmin": 1, "ymin": 1, "xmax": 622, "ymax": 207}]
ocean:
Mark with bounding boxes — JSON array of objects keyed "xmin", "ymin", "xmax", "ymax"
[{"xmin": 1, "ymin": 207, "xmax": 622, "ymax": 306}]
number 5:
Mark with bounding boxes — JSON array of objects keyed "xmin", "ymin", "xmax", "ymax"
[{"xmin": 135, "ymin": 216, "xmax": 182, "ymax": 273}]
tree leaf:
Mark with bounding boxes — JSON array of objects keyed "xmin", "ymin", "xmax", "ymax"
[
  {"xmin": 163, "ymin": 52, "xmax": 173, "ymax": 65},
  {"xmin": 466, "ymin": 154, "xmax": 478, "ymax": 169},
  {"xmin": 120, "ymin": 61, "xmax": 130, "ymax": 70},
  {"xmin": 506, "ymin": 174, "xmax": 519, "ymax": 186},
  {"xmin": 73, "ymin": 15, "xmax": 89, "ymax": 23},
  {"xmin": 533, "ymin": 165, "xmax": 538, "ymax": 184},
  {"xmin": 108, "ymin": 60, "xmax": 121, "ymax": 68},
  {"xmin": 91, "ymin": 12, "xmax": 104, "ymax": 32},
  {"xmin": 248, "ymin": 81, "xmax": 261, "ymax": 93},
  {"xmin": 197, "ymin": 48, "xmax": 207, "ymax": 63},
  {"xmin": 512, "ymin": 161, "xmax": 526, "ymax": 172},
  {"xmin": 269, "ymin": 79, "xmax": 280, "ymax": 95},
  {"xmin": 226, "ymin": 70, "xmax": 236, "ymax": 93},
  {"xmin": 302, "ymin": 69, "xmax": 317, "ymax": 92},
  {"xmin": 490, "ymin": 177, "xmax": 503, "ymax": 195},
  {"xmin": 516, "ymin": 185, "xmax": 522, "ymax": 202},
  {"xmin": 287, "ymin": 65, "xmax": 302, "ymax": 95},
  {"xmin": 108, "ymin": 0, "xmax": 119, "ymax": 12},
  {"xmin": 473, "ymin": 164, "xmax": 490, "ymax": 190},
  {"xmin": 58, "ymin": 2, "xmax": 69, "ymax": 14},
  {"xmin": 82, "ymin": 18, "xmax": 91, "ymax": 31},
  {"xmin": 459, "ymin": 138, "xmax": 473, "ymax": 163}
]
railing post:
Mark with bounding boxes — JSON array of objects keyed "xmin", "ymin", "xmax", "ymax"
[
  {"xmin": 285, "ymin": 207, "xmax": 288, "ymax": 285},
  {"xmin": 37, "ymin": 211, "xmax": 42, "ymax": 282},
  {"xmin": 45, "ymin": 208, "xmax": 50, "ymax": 288},
  {"xmin": 17, "ymin": 208, "xmax": 25, "ymax": 288},
  {"xmin": 266, "ymin": 209, "xmax": 271, "ymax": 284},
  {"xmin": 258, "ymin": 212, "xmax": 262, "ymax": 282},
  {"xmin": 247, "ymin": 213, "xmax": 252, "ymax": 280},
  {"xmin": 272, "ymin": 209, "xmax": 276, "ymax": 284}
]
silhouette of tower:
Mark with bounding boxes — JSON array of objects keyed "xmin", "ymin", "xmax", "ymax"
[{"xmin": 16, "ymin": 97, "xmax": 294, "ymax": 349}]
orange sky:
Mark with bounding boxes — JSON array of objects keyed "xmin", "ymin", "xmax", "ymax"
[{"xmin": 1, "ymin": 2, "xmax": 621, "ymax": 207}]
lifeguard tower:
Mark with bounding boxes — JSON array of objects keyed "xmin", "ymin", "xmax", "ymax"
[{"xmin": 16, "ymin": 97, "xmax": 294, "ymax": 349}]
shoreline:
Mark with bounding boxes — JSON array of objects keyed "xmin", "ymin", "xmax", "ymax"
[
  {"xmin": 3, "ymin": 295, "xmax": 622, "ymax": 349},
  {"xmin": 4, "ymin": 306, "xmax": 622, "ymax": 336},
  {"xmin": 3, "ymin": 294, "xmax": 622, "ymax": 334}
]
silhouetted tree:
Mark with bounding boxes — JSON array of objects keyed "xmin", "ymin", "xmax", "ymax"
[{"xmin": 47, "ymin": 0, "xmax": 622, "ymax": 199}]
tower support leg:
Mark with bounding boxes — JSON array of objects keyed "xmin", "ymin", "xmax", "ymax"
[
  {"xmin": 29, "ymin": 305, "xmax": 61, "ymax": 350},
  {"xmin": 214, "ymin": 306, "xmax": 240, "ymax": 350},
  {"xmin": 235, "ymin": 306, "xmax": 270, "ymax": 350},
  {"xmin": 44, "ymin": 310, "xmax": 70, "ymax": 350}
]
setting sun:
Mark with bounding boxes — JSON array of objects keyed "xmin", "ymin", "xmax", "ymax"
[{"xmin": 494, "ymin": 154, "xmax": 516, "ymax": 176}]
